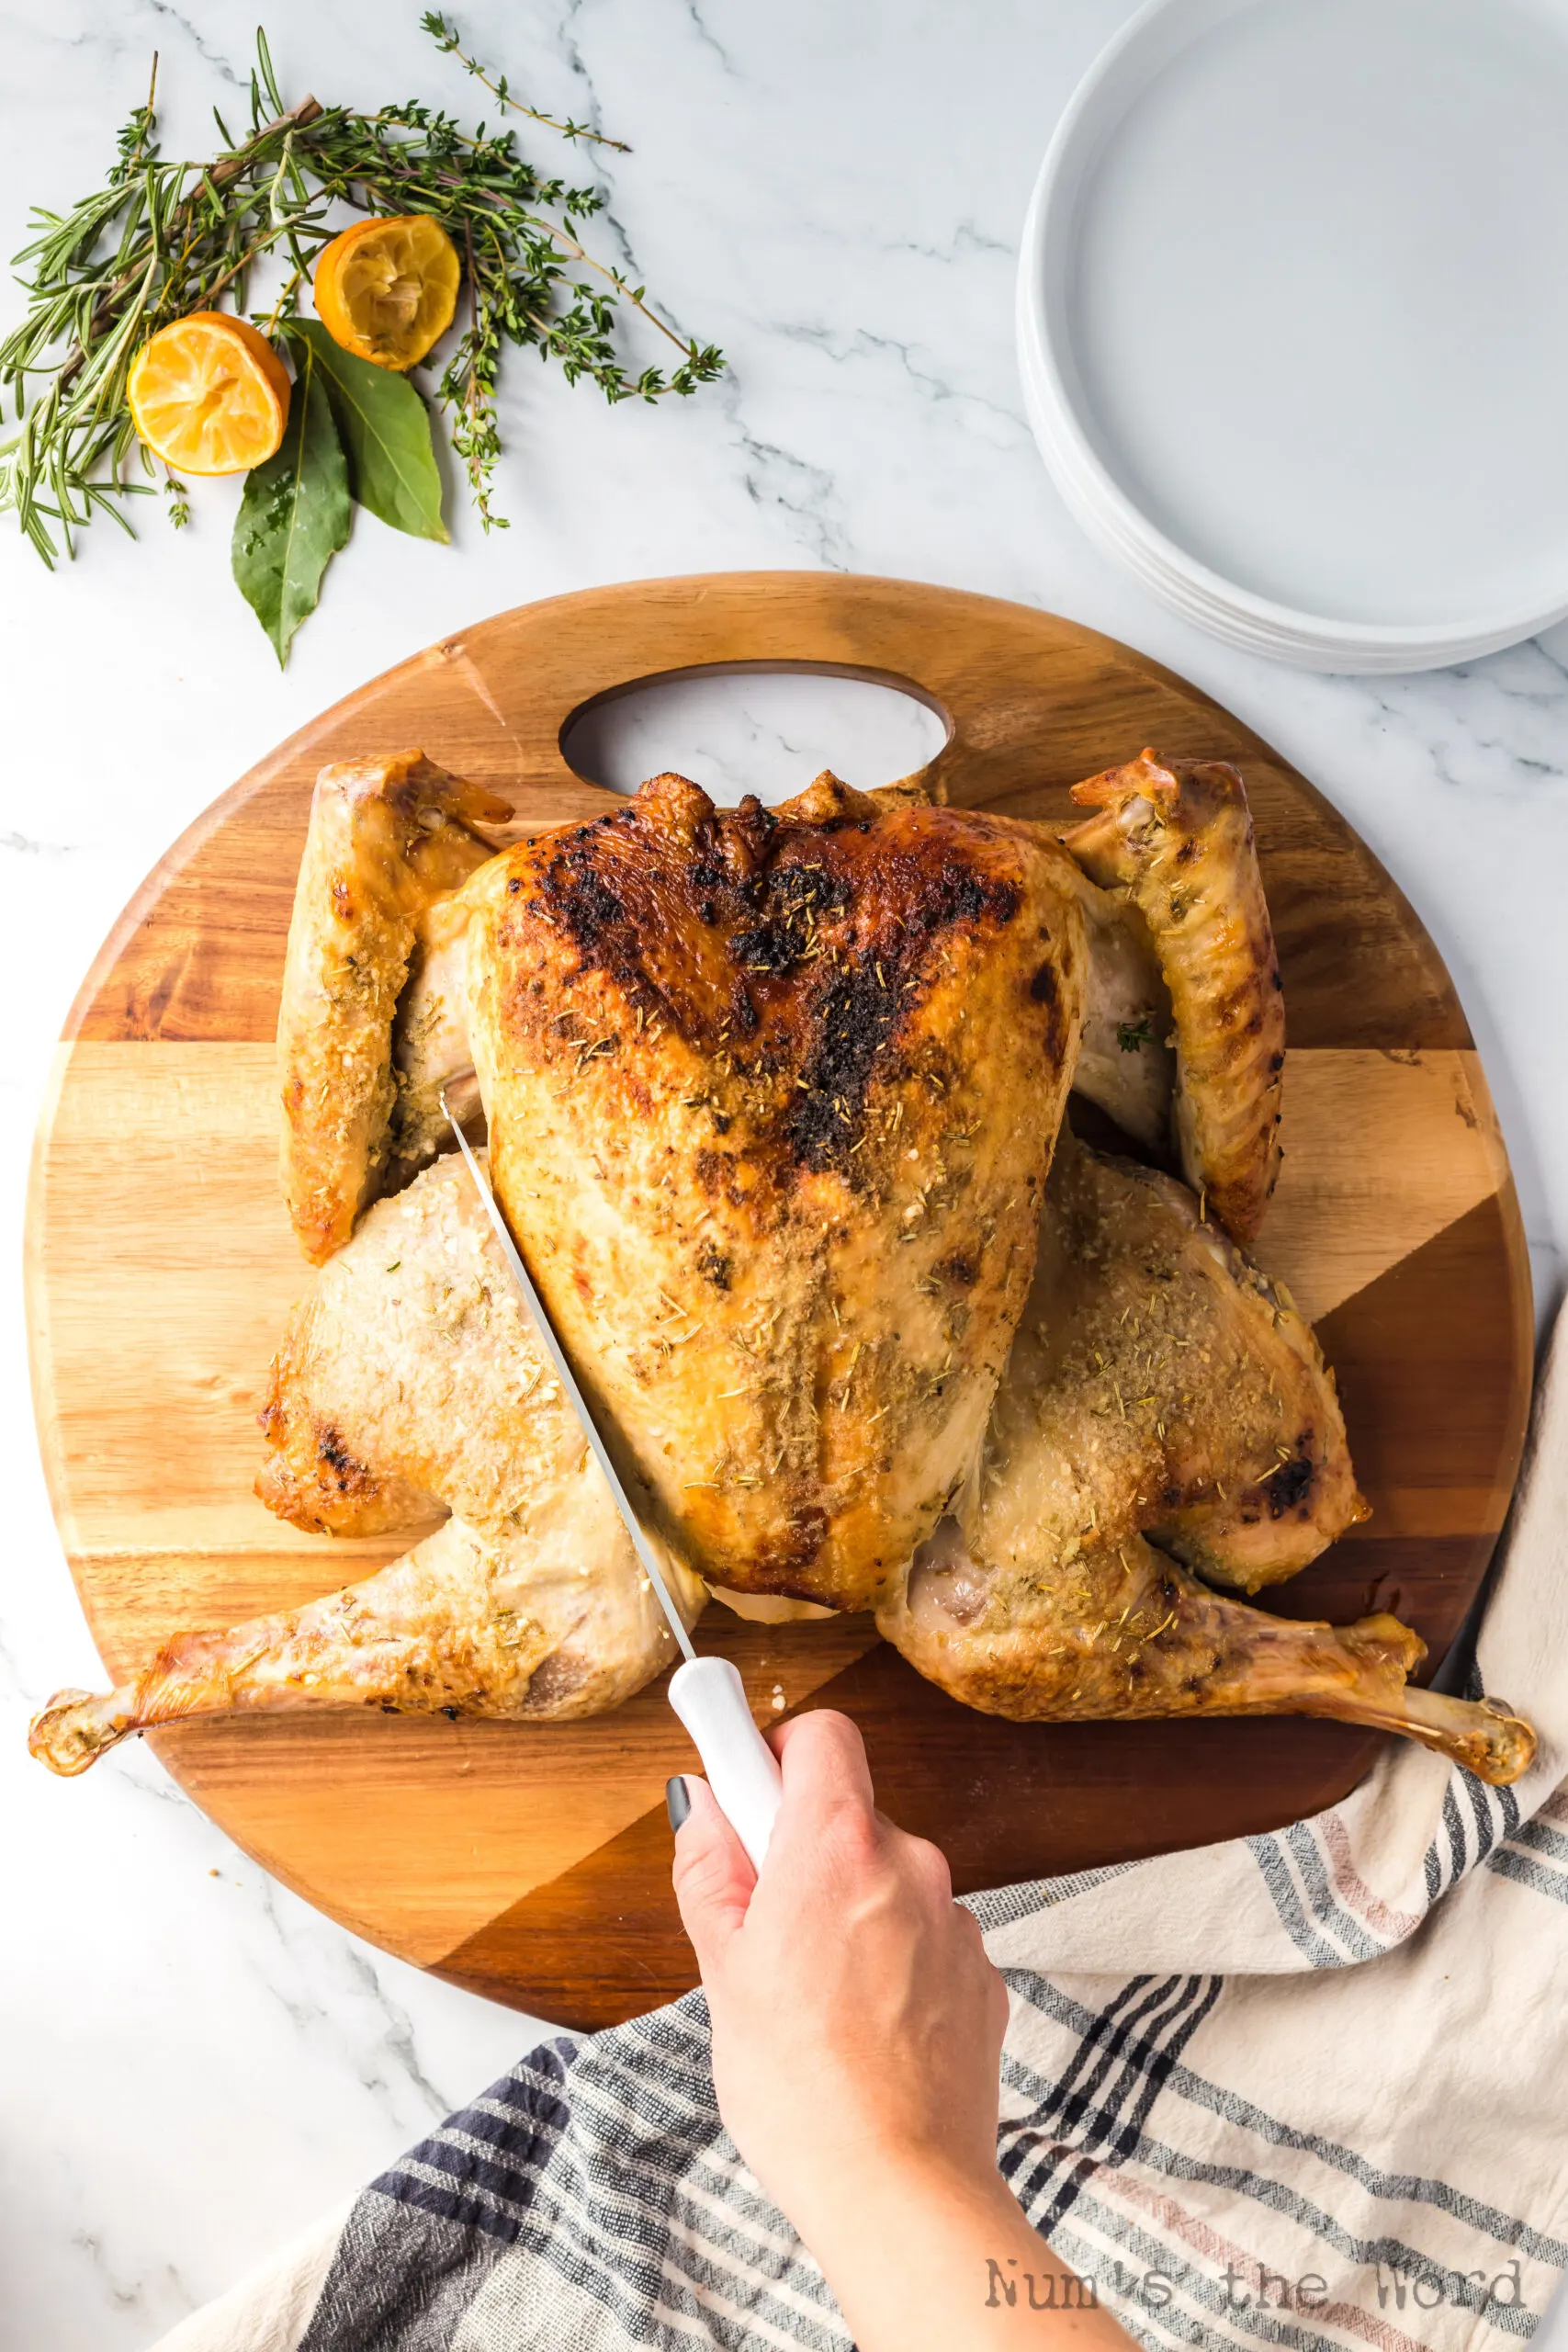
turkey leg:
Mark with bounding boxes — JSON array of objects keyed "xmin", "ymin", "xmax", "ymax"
[
  {"xmin": 879, "ymin": 1523, "xmax": 1535, "ymax": 1787},
  {"xmin": 30, "ymin": 1511, "xmax": 704, "ymax": 1778}
]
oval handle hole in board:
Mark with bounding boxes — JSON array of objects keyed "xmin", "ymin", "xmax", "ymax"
[{"xmin": 560, "ymin": 662, "xmax": 951, "ymax": 806}]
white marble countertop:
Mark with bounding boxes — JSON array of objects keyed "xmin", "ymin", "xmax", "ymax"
[{"xmin": 4, "ymin": 2, "xmax": 1566, "ymax": 2344}]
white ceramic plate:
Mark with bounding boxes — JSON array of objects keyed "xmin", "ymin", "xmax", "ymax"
[{"xmin": 1019, "ymin": 0, "xmax": 1568, "ymax": 671}]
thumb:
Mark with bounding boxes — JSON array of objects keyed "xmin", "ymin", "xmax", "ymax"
[{"xmin": 670, "ymin": 1773, "xmax": 754, "ymax": 1973}]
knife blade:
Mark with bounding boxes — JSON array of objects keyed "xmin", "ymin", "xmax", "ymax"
[{"xmin": 442, "ymin": 1098, "xmax": 784, "ymax": 1871}]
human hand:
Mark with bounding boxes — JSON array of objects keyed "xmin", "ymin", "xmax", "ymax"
[
  {"xmin": 670, "ymin": 1710, "xmax": 1134, "ymax": 2349},
  {"xmin": 670, "ymin": 1709, "xmax": 1009, "ymax": 2245}
]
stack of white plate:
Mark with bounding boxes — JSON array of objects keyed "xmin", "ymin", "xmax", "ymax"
[{"xmin": 1017, "ymin": 0, "xmax": 1568, "ymax": 673}]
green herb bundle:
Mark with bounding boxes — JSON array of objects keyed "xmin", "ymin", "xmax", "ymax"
[{"xmin": 0, "ymin": 18, "xmax": 724, "ymax": 661}]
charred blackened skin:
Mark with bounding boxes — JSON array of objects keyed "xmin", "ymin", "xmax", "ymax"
[
  {"xmin": 316, "ymin": 1426, "xmax": 370, "ymax": 1493},
  {"xmin": 789, "ymin": 957, "xmax": 904, "ymax": 1173},
  {"xmin": 919, "ymin": 866, "xmax": 1015, "ymax": 933},
  {"xmin": 775, "ymin": 862, "xmax": 852, "ymax": 917},
  {"xmin": 784, "ymin": 863, "xmax": 1025, "ymax": 1174},
  {"xmin": 731, "ymin": 923, "xmax": 797, "ymax": 975},
  {"xmin": 696, "ymin": 1240, "xmax": 733, "ymax": 1290},
  {"xmin": 1268, "ymin": 1455, "xmax": 1315, "ymax": 1518},
  {"xmin": 541, "ymin": 850, "xmax": 626, "ymax": 951},
  {"xmin": 729, "ymin": 860, "xmax": 853, "ymax": 978}
]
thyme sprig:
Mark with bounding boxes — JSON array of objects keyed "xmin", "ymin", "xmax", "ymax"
[
  {"xmin": 0, "ymin": 19, "xmax": 723, "ymax": 562},
  {"xmin": 419, "ymin": 12, "xmax": 631, "ymax": 154}
]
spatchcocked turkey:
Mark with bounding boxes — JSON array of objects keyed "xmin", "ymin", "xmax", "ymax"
[{"xmin": 29, "ymin": 751, "xmax": 1534, "ymax": 1788}]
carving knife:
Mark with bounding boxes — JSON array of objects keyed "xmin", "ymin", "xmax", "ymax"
[{"xmin": 443, "ymin": 1099, "xmax": 784, "ymax": 1871}]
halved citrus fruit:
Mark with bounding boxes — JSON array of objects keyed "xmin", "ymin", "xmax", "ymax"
[
  {"xmin": 312, "ymin": 214, "xmax": 461, "ymax": 371},
  {"xmin": 127, "ymin": 312, "xmax": 291, "ymax": 475}
]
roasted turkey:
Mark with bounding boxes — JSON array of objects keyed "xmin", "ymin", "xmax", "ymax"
[
  {"xmin": 877, "ymin": 1130, "xmax": 1529, "ymax": 1784},
  {"xmin": 30, "ymin": 747, "xmax": 1535, "ymax": 1786}
]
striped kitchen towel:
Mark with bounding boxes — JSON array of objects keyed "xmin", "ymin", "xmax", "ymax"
[{"xmin": 156, "ymin": 1310, "xmax": 1568, "ymax": 2352}]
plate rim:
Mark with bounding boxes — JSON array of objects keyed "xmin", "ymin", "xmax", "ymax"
[{"xmin": 1016, "ymin": 0, "xmax": 1568, "ymax": 670}]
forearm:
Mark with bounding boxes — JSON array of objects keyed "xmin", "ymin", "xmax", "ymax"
[
  {"xmin": 797, "ymin": 2157, "xmax": 1136, "ymax": 2351},
  {"xmin": 670, "ymin": 1728, "xmax": 1131, "ymax": 2347}
]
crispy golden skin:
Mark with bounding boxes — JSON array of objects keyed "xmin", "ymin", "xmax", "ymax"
[
  {"xmin": 1062, "ymin": 750, "xmax": 1285, "ymax": 1240},
  {"xmin": 35, "ymin": 1126, "xmax": 1531, "ymax": 1785},
  {"xmin": 277, "ymin": 750, "xmax": 511, "ymax": 1263},
  {"xmin": 32, "ymin": 1093, "xmax": 1534, "ymax": 1788},
  {"xmin": 32, "ymin": 747, "xmax": 1536, "ymax": 1788},
  {"xmin": 875, "ymin": 1133, "xmax": 1533, "ymax": 1787},
  {"xmin": 1019, "ymin": 1127, "xmax": 1368, "ymax": 1596},
  {"xmin": 32, "ymin": 1155, "xmax": 706, "ymax": 1775},
  {"xmin": 259, "ymin": 1150, "xmax": 574, "ymax": 1541},
  {"xmin": 27, "ymin": 1514, "xmax": 698, "ymax": 1776},
  {"xmin": 881, "ymin": 1525, "xmax": 1533, "ymax": 1786},
  {"xmin": 468, "ymin": 770, "xmax": 1089, "ymax": 1611}
]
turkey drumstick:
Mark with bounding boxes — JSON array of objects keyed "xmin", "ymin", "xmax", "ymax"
[
  {"xmin": 874, "ymin": 1129, "xmax": 1533, "ymax": 1785},
  {"xmin": 880, "ymin": 1522, "xmax": 1532, "ymax": 1787},
  {"xmin": 30, "ymin": 1121, "xmax": 1532, "ymax": 1784},
  {"xmin": 31, "ymin": 1153, "xmax": 707, "ymax": 1775},
  {"xmin": 28, "ymin": 1510, "xmax": 696, "ymax": 1777},
  {"xmin": 29, "ymin": 748, "xmax": 1534, "ymax": 1787}
]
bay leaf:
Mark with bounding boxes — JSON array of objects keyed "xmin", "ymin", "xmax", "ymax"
[
  {"xmin": 286, "ymin": 320, "xmax": 448, "ymax": 544},
  {"xmin": 231, "ymin": 336, "xmax": 352, "ymax": 666}
]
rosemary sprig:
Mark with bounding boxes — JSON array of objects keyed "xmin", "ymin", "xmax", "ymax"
[{"xmin": 0, "ymin": 18, "xmax": 723, "ymax": 564}]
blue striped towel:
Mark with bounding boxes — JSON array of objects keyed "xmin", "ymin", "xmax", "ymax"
[{"xmin": 157, "ymin": 1312, "xmax": 1568, "ymax": 2352}]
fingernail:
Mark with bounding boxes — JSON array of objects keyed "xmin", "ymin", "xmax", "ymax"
[{"xmin": 666, "ymin": 1775, "xmax": 691, "ymax": 1832}]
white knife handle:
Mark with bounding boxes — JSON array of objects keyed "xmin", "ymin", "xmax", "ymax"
[{"xmin": 667, "ymin": 1656, "xmax": 784, "ymax": 1872}]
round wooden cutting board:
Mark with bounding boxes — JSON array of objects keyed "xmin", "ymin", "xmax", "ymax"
[{"xmin": 28, "ymin": 574, "xmax": 1531, "ymax": 2029}]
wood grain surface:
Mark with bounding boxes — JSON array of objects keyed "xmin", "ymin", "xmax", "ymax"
[{"xmin": 27, "ymin": 573, "xmax": 1533, "ymax": 2028}]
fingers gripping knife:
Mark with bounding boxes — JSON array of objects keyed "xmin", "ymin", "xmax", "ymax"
[{"xmin": 444, "ymin": 1102, "xmax": 784, "ymax": 1871}]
